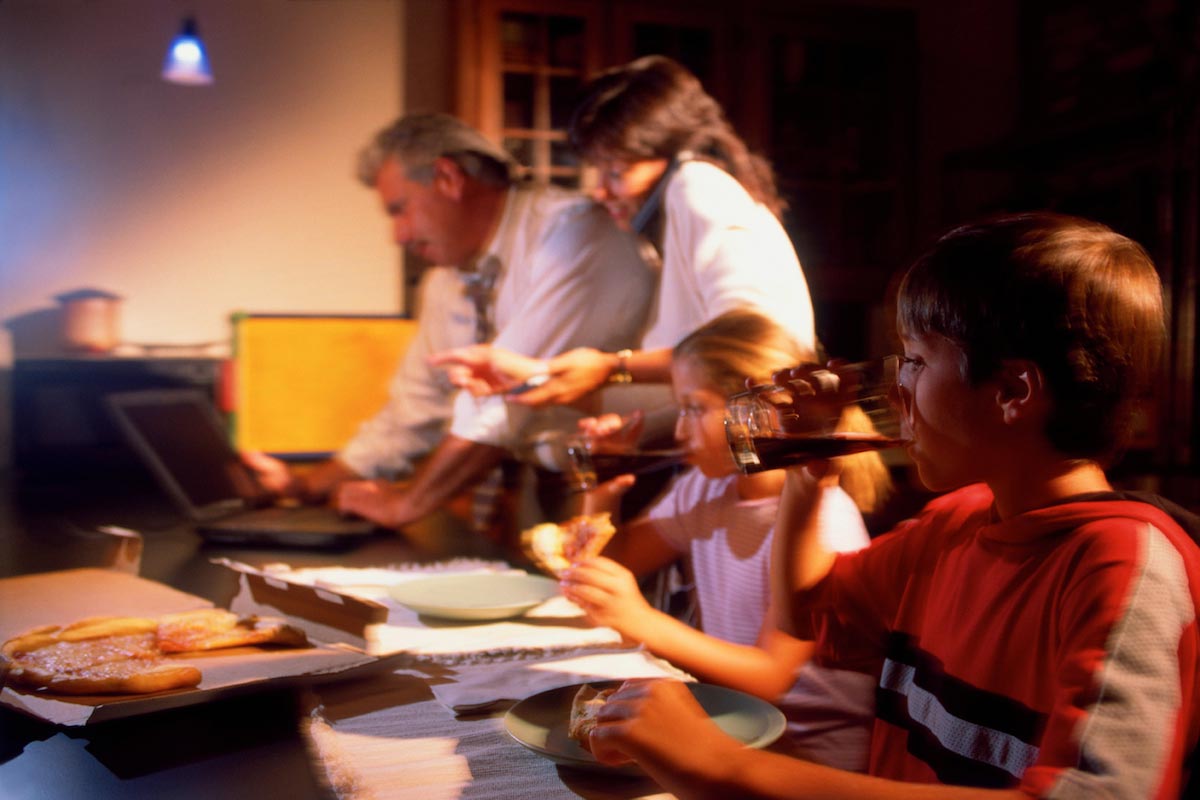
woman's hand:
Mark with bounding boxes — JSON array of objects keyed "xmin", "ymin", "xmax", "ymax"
[
  {"xmin": 428, "ymin": 344, "xmax": 546, "ymax": 396},
  {"xmin": 507, "ymin": 347, "xmax": 614, "ymax": 407},
  {"xmin": 560, "ymin": 557, "xmax": 653, "ymax": 639}
]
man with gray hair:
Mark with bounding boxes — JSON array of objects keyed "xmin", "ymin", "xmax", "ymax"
[{"xmin": 245, "ymin": 112, "xmax": 654, "ymax": 535}]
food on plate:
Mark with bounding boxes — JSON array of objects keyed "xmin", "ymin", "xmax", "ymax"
[
  {"xmin": 1, "ymin": 611, "xmax": 309, "ymax": 696},
  {"xmin": 156, "ymin": 609, "xmax": 308, "ymax": 652},
  {"xmin": 567, "ymin": 683, "xmax": 617, "ymax": 752},
  {"xmin": 520, "ymin": 512, "xmax": 616, "ymax": 576}
]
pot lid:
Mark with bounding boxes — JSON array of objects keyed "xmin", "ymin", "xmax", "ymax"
[{"xmin": 55, "ymin": 288, "xmax": 122, "ymax": 303}]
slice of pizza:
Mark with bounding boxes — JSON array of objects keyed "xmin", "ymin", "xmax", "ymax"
[
  {"xmin": 1, "ymin": 616, "xmax": 202, "ymax": 696},
  {"xmin": 520, "ymin": 512, "xmax": 616, "ymax": 577},
  {"xmin": 7, "ymin": 656, "xmax": 204, "ymax": 696},
  {"xmin": 156, "ymin": 609, "xmax": 309, "ymax": 653},
  {"xmin": 1, "ymin": 610, "xmax": 310, "ymax": 696},
  {"xmin": 567, "ymin": 683, "xmax": 617, "ymax": 752}
]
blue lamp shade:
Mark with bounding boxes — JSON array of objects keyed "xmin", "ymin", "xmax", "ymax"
[{"xmin": 162, "ymin": 17, "xmax": 213, "ymax": 86}]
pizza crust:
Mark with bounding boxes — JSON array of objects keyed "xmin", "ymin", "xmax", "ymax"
[
  {"xmin": 157, "ymin": 609, "xmax": 308, "ymax": 653},
  {"xmin": 11, "ymin": 658, "xmax": 204, "ymax": 696},
  {"xmin": 567, "ymin": 683, "xmax": 617, "ymax": 752},
  {"xmin": 520, "ymin": 512, "xmax": 616, "ymax": 577}
]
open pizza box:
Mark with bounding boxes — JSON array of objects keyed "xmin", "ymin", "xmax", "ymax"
[
  {"xmin": 217, "ymin": 559, "xmax": 390, "ymax": 652},
  {"xmin": 0, "ymin": 568, "xmax": 385, "ymax": 726}
]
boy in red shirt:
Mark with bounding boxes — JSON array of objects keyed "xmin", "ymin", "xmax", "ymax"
[{"xmin": 587, "ymin": 212, "xmax": 1200, "ymax": 799}]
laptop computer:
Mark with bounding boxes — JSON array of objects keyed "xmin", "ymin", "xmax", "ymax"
[{"xmin": 106, "ymin": 388, "xmax": 376, "ymax": 547}]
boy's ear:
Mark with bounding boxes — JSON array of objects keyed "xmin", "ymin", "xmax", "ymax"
[
  {"xmin": 995, "ymin": 359, "xmax": 1049, "ymax": 426},
  {"xmin": 431, "ymin": 156, "xmax": 466, "ymax": 200}
]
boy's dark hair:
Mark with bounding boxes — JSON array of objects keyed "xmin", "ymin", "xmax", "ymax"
[{"xmin": 897, "ymin": 212, "xmax": 1166, "ymax": 464}]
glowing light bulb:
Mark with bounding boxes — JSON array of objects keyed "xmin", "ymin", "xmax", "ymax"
[{"xmin": 162, "ymin": 17, "xmax": 213, "ymax": 86}]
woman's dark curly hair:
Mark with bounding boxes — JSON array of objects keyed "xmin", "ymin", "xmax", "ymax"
[{"xmin": 568, "ymin": 55, "xmax": 786, "ymax": 219}]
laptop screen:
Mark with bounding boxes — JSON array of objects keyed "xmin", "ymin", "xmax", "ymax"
[{"xmin": 106, "ymin": 389, "xmax": 257, "ymax": 516}]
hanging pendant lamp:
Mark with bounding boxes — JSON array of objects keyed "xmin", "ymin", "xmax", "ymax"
[{"xmin": 162, "ymin": 16, "xmax": 213, "ymax": 86}]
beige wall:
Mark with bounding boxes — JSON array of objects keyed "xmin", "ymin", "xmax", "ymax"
[{"xmin": 0, "ymin": 0, "xmax": 408, "ymax": 466}]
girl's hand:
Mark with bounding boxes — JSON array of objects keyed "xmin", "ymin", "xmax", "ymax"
[
  {"xmin": 581, "ymin": 473, "xmax": 636, "ymax": 516},
  {"xmin": 577, "ymin": 409, "xmax": 644, "ymax": 454},
  {"xmin": 560, "ymin": 557, "xmax": 652, "ymax": 638}
]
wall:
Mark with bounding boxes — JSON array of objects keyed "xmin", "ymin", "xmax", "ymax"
[{"xmin": 0, "ymin": 0, "xmax": 407, "ymax": 467}]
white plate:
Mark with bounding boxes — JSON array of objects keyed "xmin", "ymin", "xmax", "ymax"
[
  {"xmin": 387, "ymin": 572, "xmax": 560, "ymax": 621},
  {"xmin": 504, "ymin": 680, "xmax": 786, "ymax": 774}
]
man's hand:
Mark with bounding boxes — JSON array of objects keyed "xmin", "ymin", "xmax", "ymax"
[
  {"xmin": 428, "ymin": 344, "xmax": 546, "ymax": 396},
  {"xmin": 241, "ymin": 451, "xmax": 296, "ymax": 497},
  {"xmin": 333, "ymin": 479, "xmax": 414, "ymax": 528}
]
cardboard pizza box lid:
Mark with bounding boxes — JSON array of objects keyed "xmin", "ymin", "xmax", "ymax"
[{"xmin": 217, "ymin": 559, "xmax": 390, "ymax": 652}]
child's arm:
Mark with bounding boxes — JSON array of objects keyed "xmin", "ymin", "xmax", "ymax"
[
  {"xmin": 589, "ymin": 678, "xmax": 1025, "ymax": 800},
  {"xmin": 562, "ymin": 557, "xmax": 806, "ymax": 700},
  {"xmin": 771, "ymin": 467, "xmax": 841, "ymax": 637}
]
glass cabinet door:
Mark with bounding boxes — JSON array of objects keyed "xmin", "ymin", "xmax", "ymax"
[{"xmin": 471, "ymin": 1, "xmax": 601, "ymax": 187}]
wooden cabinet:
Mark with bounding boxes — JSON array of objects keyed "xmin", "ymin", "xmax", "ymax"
[
  {"xmin": 942, "ymin": 0, "xmax": 1199, "ymax": 483},
  {"xmin": 457, "ymin": 0, "xmax": 603, "ymax": 187},
  {"xmin": 754, "ymin": 4, "xmax": 917, "ymax": 360}
]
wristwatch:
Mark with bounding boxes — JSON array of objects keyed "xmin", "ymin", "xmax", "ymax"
[{"xmin": 609, "ymin": 349, "xmax": 633, "ymax": 384}]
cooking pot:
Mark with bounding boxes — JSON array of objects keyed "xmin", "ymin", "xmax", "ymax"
[{"xmin": 56, "ymin": 288, "xmax": 122, "ymax": 353}]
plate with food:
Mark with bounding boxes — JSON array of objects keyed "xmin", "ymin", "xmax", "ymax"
[
  {"xmin": 503, "ymin": 680, "xmax": 786, "ymax": 774},
  {"xmin": 387, "ymin": 572, "xmax": 560, "ymax": 621}
]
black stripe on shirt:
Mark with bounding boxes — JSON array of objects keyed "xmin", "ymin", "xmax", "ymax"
[{"xmin": 876, "ymin": 631, "xmax": 1048, "ymax": 786}]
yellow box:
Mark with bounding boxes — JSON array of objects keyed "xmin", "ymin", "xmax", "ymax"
[{"xmin": 229, "ymin": 313, "xmax": 418, "ymax": 458}]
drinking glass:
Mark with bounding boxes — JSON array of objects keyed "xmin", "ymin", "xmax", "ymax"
[
  {"xmin": 524, "ymin": 430, "xmax": 599, "ymax": 491},
  {"xmin": 724, "ymin": 356, "xmax": 909, "ymax": 474},
  {"xmin": 523, "ymin": 416, "xmax": 684, "ymax": 492}
]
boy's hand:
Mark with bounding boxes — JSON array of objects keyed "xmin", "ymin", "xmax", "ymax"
[
  {"xmin": 764, "ymin": 363, "xmax": 854, "ymax": 436},
  {"xmin": 752, "ymin": 362, "xmax": 857, "ymax": 479},
  {"xmin": 589, "ymin": 678, "xmax": 742, "ymax": 792}
]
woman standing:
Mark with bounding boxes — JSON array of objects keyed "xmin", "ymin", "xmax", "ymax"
[{"xmin": 433, "ymin": 55, "xmax": 815, "ymax": 411}]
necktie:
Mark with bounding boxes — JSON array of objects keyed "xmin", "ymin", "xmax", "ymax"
[
  {"xmin": 462, "ymin": 255, "xmax": 501, "ymax": 343},
  {"xmin": 460, "ymin": 254, "xmax": 506, "ymax": 538}
]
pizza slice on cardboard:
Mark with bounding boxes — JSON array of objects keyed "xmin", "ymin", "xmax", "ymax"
[{"xmin": 1, "ymin": 609, "xmax": 308, "ymax": 695}]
